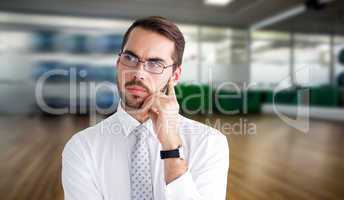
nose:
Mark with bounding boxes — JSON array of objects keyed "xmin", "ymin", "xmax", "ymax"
[{"xmin": 133, "ymin": 62, "xmax": 146, "ymax": 81}]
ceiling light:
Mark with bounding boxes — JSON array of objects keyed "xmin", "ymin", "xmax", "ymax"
[
  {"xmin": 204, "ymin": 0, "xmax": 234, "ymax": 6},
  {"xmin": 250, "ymin": 5, "xmax": 305, "ymax": 31}
]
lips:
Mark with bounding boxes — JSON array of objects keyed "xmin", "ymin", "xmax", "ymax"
[{"xmin": 126, "ymin": 86, "xmax": 147, "ymax": 94}]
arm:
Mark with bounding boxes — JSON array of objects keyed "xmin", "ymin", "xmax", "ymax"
[
  {"xmin": 165, "ymin": 133, "xmax": 229, "ymax": 200},
  {"xmin": 61, "ymin": 135, "xmax": 103, "ymax": 200},
  {"xmin": 144, "ymin": 78, "xmax": 229, "ymax": 199}
]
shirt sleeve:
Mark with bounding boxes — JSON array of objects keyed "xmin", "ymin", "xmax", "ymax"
[
  {"xmin": 61, "ymin": 135, "xmax": 103, "ymax": 200},
  {"xmin": 165, "ymin": 129, "xmax": 229, "ymax": 200}
]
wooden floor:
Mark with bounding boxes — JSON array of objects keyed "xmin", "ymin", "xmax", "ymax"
[{"xmin": 0, "ymin": 113, "xmax": 344, "ymax": 200}]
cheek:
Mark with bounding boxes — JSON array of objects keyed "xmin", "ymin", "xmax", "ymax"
[
  {"xmin": 116, "ymin": 71, "xmax": 127, "ymax": 93},
  {"xmin": 116, "ymin": 69, "xmax": 123, "ymax": 86},
  {"xmin": 118, "ymin": 69, "xmax": 132, "ymax": 84}
]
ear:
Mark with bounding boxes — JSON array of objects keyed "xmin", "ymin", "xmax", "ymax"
[{"xmin": 172, "ymin": 66, "xmax": 181, "ymax": 83}]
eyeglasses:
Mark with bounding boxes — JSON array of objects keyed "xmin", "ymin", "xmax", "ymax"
[{"xmin": 118, "ymin": 52, "xmax": 175, "ymax": 74}]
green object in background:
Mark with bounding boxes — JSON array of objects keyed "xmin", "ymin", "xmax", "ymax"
[
  {"xmin": 175, "ymin": 84, "xmax": 212, "ymax": 114},
  {"xmin": 265, "ymin": 88, "xmax": 298, "ymax": 105},
  {"xmin": 244, "ymin": 90, "xmax": 262, "ymax": 113},
  {"xmin": 214, "ymin": 89, "xmax": 242, "ymax": 114},
  {"xmin": 176, "ymin": 83, "xmax": 343, "ymax": 115},
  {"xmin": 260, "ymin": 86, "xmax": 341, "ymax": 108},
  {"xmin": 176, "ymin": 84, "xmax": 264, "ymax": 115},
  {"xmin": 214, "ymin": 89, "xmax": 262, "ymax": 114},
  {"xmin": 309, "ymin": 85, "xmax": 340, "ymax": 107}
]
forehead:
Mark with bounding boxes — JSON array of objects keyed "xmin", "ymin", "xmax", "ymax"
[{"xmin": 123, "ymin": 27, "xmax": 175, "ymax": 63}]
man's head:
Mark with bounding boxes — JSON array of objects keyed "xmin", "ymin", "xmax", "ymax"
[{"xmin": 116, "ymin": 16, "xmax": 185, "ymax": 109}]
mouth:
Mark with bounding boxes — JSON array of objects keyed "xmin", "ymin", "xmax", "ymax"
[{"xmin": 126, "ymin": 85, "xmax": 147, "ymax": 95}]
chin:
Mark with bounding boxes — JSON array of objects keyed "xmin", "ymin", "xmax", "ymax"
[{"xmin": 123, "ymin": 95, "xmax": 146, "ymax": 109}]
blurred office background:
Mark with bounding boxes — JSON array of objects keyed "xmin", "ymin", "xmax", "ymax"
[{"xmin": 1, "ymin": 0, "xmax": 344, "ymax": 199}]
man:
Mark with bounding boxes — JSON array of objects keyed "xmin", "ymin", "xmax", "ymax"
[{"xmin": 62, "ymin": 16, "xmax": 229, "ymax": 200}]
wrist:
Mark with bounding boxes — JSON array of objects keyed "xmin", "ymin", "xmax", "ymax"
[
  {"xmin": 160, "ymin": 131, "xmax": 182, "ymax": 150},
  {"xmin": 160, "ymin": 145, "xmax": 184, "ymax": 160},
  {"xmin": 161, "ymin": 143, "xmax": 181, "ymax": 151}
]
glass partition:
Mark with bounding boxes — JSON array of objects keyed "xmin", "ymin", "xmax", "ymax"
[{"xmin": 294, "ymin": 34, "xmax": 330, "ymax": 86}]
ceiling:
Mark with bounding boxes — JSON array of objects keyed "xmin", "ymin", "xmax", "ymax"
[{"xmin": 0, "ymin": 0, "xmax": 343, "ymax": 35}]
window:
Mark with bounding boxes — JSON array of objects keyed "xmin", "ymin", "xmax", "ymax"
[
  {"xmin": 200, "ymin": 27, "xmax": 231, "ymax": 84},
  {"xmin": 251, "ymin": 31, "xmax": 291, "ymax": 88},
  {"xmin": 178, "ymin": 25, "xmax": 199, "ymax": 83},
  {"xmin": 294, "ymin": 34, "xmax": 330, "ymax": 86}
]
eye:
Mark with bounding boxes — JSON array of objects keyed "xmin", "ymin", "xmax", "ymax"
[
  {"xmin": 124, "ymin": 54, "xmax": 137, "ymax": 62},
  {"xmin": 147, "ymin": 61, "xmax": 163, "ymax": 68}
]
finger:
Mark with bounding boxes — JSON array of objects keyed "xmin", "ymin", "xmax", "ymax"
[
  {"xmin": 140, "ymin": 94, "xmax": 154, "ymax": 113},
  {"xmin": 142, "ymin": 92, "xmax": 159, "ymax": 113},
  {"xmin": 167, "ymin": 77, "xmax": 176, "ymax": 97},
  {"xmin": 149, "ymin": 107, "xmax": 159, "ymax": 115},
  {"xmin": 148, "ymin": 95, "xmax": 161, "ymax": 119}
]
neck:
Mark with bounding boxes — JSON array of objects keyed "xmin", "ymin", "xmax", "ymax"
[{"xmin": 121, "ymin": 101, "xmax": 150, "ymax": 123}]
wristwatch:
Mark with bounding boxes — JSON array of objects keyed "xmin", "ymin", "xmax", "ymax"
[{"xmin": 160, "ymin": 145, "xmax": 184, "ymax": 160}]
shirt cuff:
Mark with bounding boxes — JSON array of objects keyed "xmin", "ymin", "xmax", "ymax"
[{"xmin": 165, "ymin": 170, "xmax": 200, "ymax": 200}]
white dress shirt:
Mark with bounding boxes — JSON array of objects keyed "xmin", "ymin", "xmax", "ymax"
[{"xmin": 62, "ymin": 101, "xmax": 229, "ymax": 200}]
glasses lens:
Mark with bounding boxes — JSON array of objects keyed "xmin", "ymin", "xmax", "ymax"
[
  {"xmin": 121, "ymin": 53, "xmax": 138, "ymax": 67},
  {"xmin": 145, "ymin": 61, "xmax": 164, "ymax": 74}
]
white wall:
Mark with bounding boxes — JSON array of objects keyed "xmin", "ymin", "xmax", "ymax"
[{"xmin": 0, "ymin": 31, "xmax": 36, "ymax": 114}]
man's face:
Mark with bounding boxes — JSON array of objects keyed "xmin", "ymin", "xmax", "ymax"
[{"xmin": 116, "ymin": 27, "xmax": 181, "ymax": 109}]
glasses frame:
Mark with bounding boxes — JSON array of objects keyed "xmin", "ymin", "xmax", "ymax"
[{"xmin": 118, "ymin": 52, "xmax": 176, "ymax": 74}]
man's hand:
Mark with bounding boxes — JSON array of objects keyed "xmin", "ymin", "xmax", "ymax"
[
  {"xmin": 142, "ymin": 77, "xmax": 187, "ymax": 184},
  {"xmin": 142, "ymin": 78, "xmax": 182, "ymax": 150}
]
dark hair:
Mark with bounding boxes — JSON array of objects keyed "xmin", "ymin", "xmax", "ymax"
[{"xmin": 120, "ymin": 16, "xmax": 185, "ymax": 68}]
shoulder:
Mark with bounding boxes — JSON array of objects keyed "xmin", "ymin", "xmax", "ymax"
[
  {"xmin": 62, "ymin": 113, "xmax": 120, "ymax": 157},
  {"xmin": 179, "ymin": 115, "xmax": 229, "ymax": 149},
  {"xmin": 62, "ymin": 126, "xmax": 97, "ymax": 159},
  {"xmin": 179, "ymin": 116, "xmax": 229, "ymax": 169},
  {"xmin": 180, "ymin": 115, "xmax": 226, "ymax": 138}
]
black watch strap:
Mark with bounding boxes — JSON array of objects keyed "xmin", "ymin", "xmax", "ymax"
[{"xmin": 160, "ymin": 148, "xmax": 180, "ymax": 159}]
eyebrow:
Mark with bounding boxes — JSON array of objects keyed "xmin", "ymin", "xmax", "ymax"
[{"xmin": 123, "ymin": 49, "xmax": 167, "ymax": 64}]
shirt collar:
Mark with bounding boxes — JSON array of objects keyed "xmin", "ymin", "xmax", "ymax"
[{"xmin": 116, "ymin": 100, "xmax": 154, "ymax": 138}]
